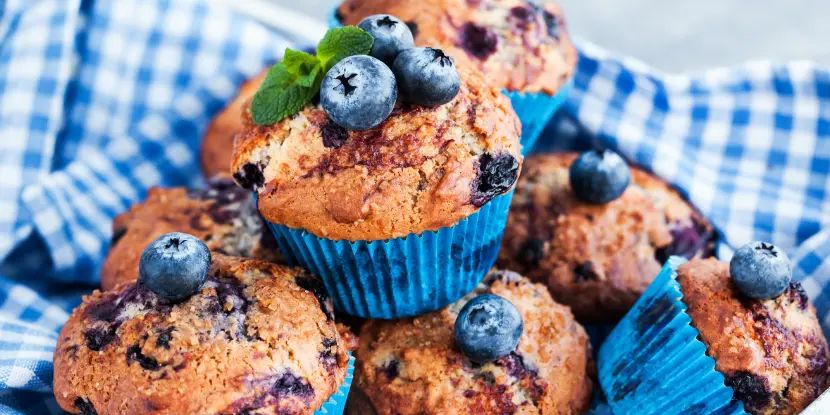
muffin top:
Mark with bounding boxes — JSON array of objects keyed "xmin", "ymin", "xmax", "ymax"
[
  {"xmin": 349, "ymin": 269, "xmax": 594, "ymax": 415},
  {"xmin": 100, "ymin": 176, "xmax": 282, "ymax": 291},
  {"xmin": 54, "ymin": 254, "xmax": 356, "ymax": 415},
  {"xmin": 677, "ymin": 259, "xmax": 830, "ymax": 415},
  {"xmin": 336, "ymin": 0, "xmax": 576, "ymax": 94},
  {"xmin": 201, "ymin": 70, "xmax": 267, "ymax": 178},
  {"xmin": 497, "ymin": 153, "xmax": 716, "ymax": 322},
  {"xmin": 231, "ymin": 65, "xmax": 522, "ymax": 241}
]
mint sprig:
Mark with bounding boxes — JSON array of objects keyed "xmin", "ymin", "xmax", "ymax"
[{"xmin": 251, "ymin": 27, "xmax": 374, "ymax": 126}]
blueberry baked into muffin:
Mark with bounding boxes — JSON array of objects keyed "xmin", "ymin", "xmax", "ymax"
[
  {"xmin": 677, "ymin": 255, "xmax": 830, "ymax": 414},
  {"xmin": 100, "ymin": 176, "xmax": 282, "ymax": 290},
  {"xmin": 201, "ymin": 70, "xmax": 267, "ymax": 178},
  {"xmin": 335, "ymin": 0, "xmax": 576, "ymax": 96},
  {"xmin": 55, "ymin": 234, "xmax": 356, "ymax": 415},
  {"xmin": 498, "ymin": 151, "xmax": 716, "ymax": 322},
  {"xmin": 347, "ymin": 269, "xmax": 594, "ymax": 414}
]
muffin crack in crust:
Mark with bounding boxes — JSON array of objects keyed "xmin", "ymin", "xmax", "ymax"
[
  {"xmin": 336, "ymin": 0, "xmax": 576, "ymax": 94},
  {"xmin": 677, "ymin": 259, "xmax": 830, "ymax": 415},
  {"xmin": 350, "ymin": 270, "xmax": 594, "ymax": 414},
  {"xmin": 232, "ymin": 66, "xmax": 521, "ymax": 241},
  {"xmin": 498, "ymin": 153, "xmax": 716, "ymax": 322},
  {"xmin": 54, "ymin": 254, "xmax": 355, "ymax": 415}
]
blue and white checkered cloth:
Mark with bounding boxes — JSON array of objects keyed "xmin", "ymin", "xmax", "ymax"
[{"xmin": 0, "ymin": 0, "xmax": 827, "ymax": 414}]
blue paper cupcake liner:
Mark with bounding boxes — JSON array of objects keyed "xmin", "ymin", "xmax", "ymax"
[
  {"xmin": 327, "ymin": 7, "xmax": 572, "ymax": 156},
  {"xmin": 265, "ymin": 191, "xmax": 514, "ymax": 319},
  {"xmin": 315, "ymin": 355, "xmax": 354, "ymax": 415},
  {"xmin": 506, "ymin": 84, "xmax": 572, "ymax": 155},
  {"xmin": 597, "ymin": 257, "xmax": 748, "ymax": 415}
]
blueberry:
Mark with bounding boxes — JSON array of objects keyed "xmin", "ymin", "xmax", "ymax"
[
  {"xmin": 138, "ymin": 232, "xmax": 210, "ymax": 301},
  {"xmin": 357, "ymin": 15, "xmax": 415, "ymax": 66},
  {"xmin": 392, "ymin": 47, "xmax": 460, "ymax": 107},
  {"xmin": 454, "ymin": 294, "xmax": 523, "ymax": 364},
  {"xmin": 321, "ymin": 55, "xmax": 397, "ymax": 130},
  {"xmin": 459, "ymin": 23, "xmax": 498, "ymax": 60},
  {"xmin": 569, "ymin": 149, "xmax": 631, "ymax": 204},
  {"xmin": 730, "ymin": 241, "xmax": 792, "ymax": 300},
  {"xmin": 471, "ymin": 153, "xmax": 519, "ymax": 207}
]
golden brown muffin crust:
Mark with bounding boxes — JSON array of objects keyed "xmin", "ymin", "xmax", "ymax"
[
  {"xmin": 349, "ymin": 270, "xmax": 594, "ymax": 414},
  {"xmin": 497, "ymin": 153, "xmax": 716, "ymax": 322},
  {"xmin": 337, "ymin": 0, "xmax": 576, "ymax": 94},
  {"xmin": 100, "ymin": 177, "xmax": 282, "ymax": 291},
  {"xmin": 201, "ymin": 70, "xmax": 267, "ymax": 178},
  {"xmin": 231, "ymin": 66, "xmax": 522, "ymax": 241},
  {"xmin": 55, "ymin": 254, "xmax": 356, "ymax": 415},
  {"xmin": 677, "ymin": 258, "xmax": 830, "ymax": 415}
]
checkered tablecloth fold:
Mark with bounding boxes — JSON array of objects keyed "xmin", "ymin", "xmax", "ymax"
[{"xmin": 0, "ymin": 1, "xmax": 827, "ymax": 414}]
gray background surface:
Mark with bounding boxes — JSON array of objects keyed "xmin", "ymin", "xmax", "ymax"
[{"xmin": 272, "ymin": 0, "xmax": 830, "ymax": 72}]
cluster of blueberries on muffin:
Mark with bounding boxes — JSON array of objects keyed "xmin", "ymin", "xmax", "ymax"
[{"xmin": 321, "ymin": 14, "xmax": 461, "ymax": 130}]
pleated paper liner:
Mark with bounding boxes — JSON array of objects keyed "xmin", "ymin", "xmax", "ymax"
[
  {"xmin": 315, "ymin": 355, "xmax": 354, "ymax": 415},
  {"xmin": 506, "ymin": 83, "xmax": 573, "ymax": 155},
  {"xmin": 597, "ymin": 257, "xmax": 748, "ymax": 415},
  {"xmin": 327, "ymin": 6, "xmax": 572, "ymax": 156},
  {"xmin": 265, "ymin": 191, "xmax": 514, "ymax": 319}
]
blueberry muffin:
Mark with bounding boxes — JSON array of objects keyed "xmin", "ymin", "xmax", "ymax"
[
  {"xmin": 201, "ymin": 70, "xmax": 267, "ymax": 178},
  {"xmin": 348, "ymin": 269, "xmax": 594, "ymax": 414},
  {"xmin": 231, "ymin": 65, "xmax": 521, "ymax": 241},
  {"xmin": 100, "ymin": 176, "xmax": 282, "ymax": 290},
  {"xmin": 498, "ymin": 152, "xmax": 715, "ymax": 322},
  {"xmin": 54, "ymin": 253, "xmax": 356, "ymax": 415},
  {"xmin": 677, "ymin": 258, "xmax": 830, "ymax": 414},
  {"xmin": 335, "ymin": 0, "xmax": 575, "ymax": 95}
]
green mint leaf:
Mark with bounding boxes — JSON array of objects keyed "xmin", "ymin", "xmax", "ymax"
[
  {"xmin": 251, "ymin": 47, "xmax": 327, "ymax": 125},
  {"xmin": 282, "ymin": 48, "xmax": 322, "ymax": 87},
  {"xmin": 317, "ymin": 26, "xmax": 374, "ymax": 72},
  {"xmin": 251, "ymin": 80, "xmax": 318, "ymax": 126},
  {"xmin": 250, "ymin": 26, "xmax": 372, "ymax": 126}
]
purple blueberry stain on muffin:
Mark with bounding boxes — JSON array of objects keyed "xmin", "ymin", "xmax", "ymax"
[
  {"xmin": 210, "ymin": 277, "xmax": 249, "ymax": 314},
  {"xmin": 533, "ymin": 5, "xmax": 561, "ymax": 39},
  {"xmin": 495, "ymin": 352, "xmax": 536, "ymax": 380},
  {"xmin": 379, "ymin": 359, "xmax": 400, "ymax": 380},
  {"xmin": 126, "ymin": 344, "xmax": 163, "ymax": 371},
  {"xmin": 229, "ymin": 371, "xmax": 315, "ymax": 413},
  {"xmin": 233, "ymin": 162, "xmax": 266, "ymax": 191},
  {"xmin": 459, "ymin": 22, "xmax": 498, "ymax": 60},
  {"xmin": 84, "ymin": 327, "xmax": 117, "ymax": 351},
  {"xmin": 74, "ymin": 397, "xmax": 98, "ymax": 415},
  {"xmin": 319, "ymin": 337, "xmax": 338, "ymax": 373},
  {"xmin": 725, "ymin": 371, "xmax": 772, "ymax": 411},
  {"xmin": 509, "ymin": 6, "xmax": 535, "ymax": 29},
  {"xmin": 654, "ymin": 216, "xmax": 716, "ymax": 264},
  {"xmin": 83, "ymin": 284, "xmax": 174, "ymax": 351},
  {"xmin": 155, "ymin": 327, "xmax": 175, "ymax": 349},
  {"xmin": 471, "ymin": 153, "xmax": 519, "ymax": 207},
  {"xmin": 321, "ymin": 120, "xmax": 349, "ymax": 148},
  {"xmin": 788, "ymin": 281, "xmax": 809, "ymax": 311}
]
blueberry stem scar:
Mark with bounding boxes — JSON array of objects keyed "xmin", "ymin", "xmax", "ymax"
[{"xmin": 336, "ymin": 73, "xmax": 358, "ymax": 96}]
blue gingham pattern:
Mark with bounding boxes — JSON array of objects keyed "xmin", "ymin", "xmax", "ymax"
[{"xmin": 0, "ymin": 0, "xmax": 827, "ymax": 413}]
